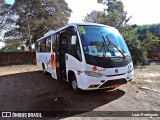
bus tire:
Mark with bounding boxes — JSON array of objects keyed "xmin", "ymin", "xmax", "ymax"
[
  {"xmin": 71, "ymin": 76, "xmax": 82, "ymax": 93},
  {"xmin": 42, "ymin": 63, "xmax": 47, "ymax": 74}
]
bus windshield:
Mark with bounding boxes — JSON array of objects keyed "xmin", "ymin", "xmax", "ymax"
[
  {"xmin": 78, "ymin": 25, "xmax": 131, "ymax": 68},
  {"xmin": 78, "ymin": 25, "xmax": 129, "ymax": 58}
]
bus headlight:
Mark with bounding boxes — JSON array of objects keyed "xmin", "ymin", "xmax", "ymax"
[
  {"xmin": 84, "ymin": 71, "xmax": 103, "ymax": 77},
  {"xmin": 128, "ymin": 62, "xmax": 133, "ymax": 73}
]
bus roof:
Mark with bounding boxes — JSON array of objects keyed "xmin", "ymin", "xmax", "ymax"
[
  {"xmin": 37, "ymin": 23, "xmax": 111, "ymax": 41},
  {"xmin": 77, "ymin": 23, "xmax": 108, "ymax": 27}
]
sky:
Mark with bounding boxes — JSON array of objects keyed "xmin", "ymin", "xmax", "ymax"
[
  {"xmin": 5, "ymin": 0, "xmax": 14, "ymax": 4},
  {"xmin": 65, "ymin": 0, "xmax": 160, "ymax": 25},
  {"xmin": 5, "ymin": 0, "xmax": 160, "ymax": 25},
  {"xmin": 1, "ymin": 0, "xmax": 160, "ymax": 48}
]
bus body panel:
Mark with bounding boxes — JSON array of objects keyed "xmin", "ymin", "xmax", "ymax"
[
  {"xmin": 36, "ymin": 23, "xmax": 133, "ymax": 91},
  {"xmin": 66, "ymin": 54, "xmax": 78, "ymax": 71},
  {"xmin": 66, "ymin": 54, "xmax": 84, "ymax": 88},
  {"xmin": 36, "ymin": 52, "xmax": 57, "ymax": 79},
  {"xmin": 77, "ymin": 63, "xmax": 133, "ymax": 90},
  {"xmin": 66, "ymin": 53, "xmax": 133, "ymax": 90}
]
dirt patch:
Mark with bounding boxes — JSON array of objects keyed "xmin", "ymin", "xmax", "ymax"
[{"xmin": 0, "ymin": 65, "xmax": 160, "ymax": 119}]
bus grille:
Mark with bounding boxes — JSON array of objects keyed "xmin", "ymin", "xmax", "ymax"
[{"xmin": 99, "ymin": 79, "xmax": 127, "ymax": 88}]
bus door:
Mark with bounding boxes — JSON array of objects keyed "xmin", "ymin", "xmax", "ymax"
[
  {"xmin": 50, "ymin": 35, "xmax": 57, "ymax": 79},
  {"xmin": 58, "ymin": 32, "xmax": 67, "ymax": 80},
  {"xmin": 57, "ymin": 27, "xmax": 80, "ymax": 80}
]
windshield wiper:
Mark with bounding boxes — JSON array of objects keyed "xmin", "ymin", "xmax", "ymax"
[
  {"xmin": 104, "ymin": 35, "xmax": 126, "ymax": 59},
  {"xmin": 101, "ymin": 35, "xmax": 108, "ymax": 58}
]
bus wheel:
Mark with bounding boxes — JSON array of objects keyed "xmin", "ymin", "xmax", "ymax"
[
  {"xmin": 71, "ymin": 76, "xmax": 82, "ymax": 93},
  {"xmin": 42, "ymin": 63, "xmax": 46, "ymax": 74}
]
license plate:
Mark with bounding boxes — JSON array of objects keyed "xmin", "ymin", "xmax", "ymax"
[{"xmin": 109, "ymin": 84, "xmax": 120, "ymax": 88}]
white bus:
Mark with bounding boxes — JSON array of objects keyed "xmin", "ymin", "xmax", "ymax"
[{"xmin": 36, "ymin": 23, "xmax": 133, "ymax": 92}]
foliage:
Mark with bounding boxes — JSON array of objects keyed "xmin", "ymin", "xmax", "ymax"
[
  {"xmin": 4, "ymin": 0, "xmax": 72, "ymax": 48},
  {"xmin": 84, "ymin": 0, "xmax": 131, "ymax": 33},
  {"xmin": 21, "ymin": 46, "xmax": 25, "ymax": 52},
  {"xmin": 123, "ymin": 29, "xmax": 159, "ymax": 65},
  {"xmin": 0, "ymin": 0, "xmax": 15, "ymax": 39},
  {"xmin": 135, "ymin": 24, "xmax": 160, "ymax": 49},
  {"xmin": 0, "ymin": 48, "xmax": 21, "ymax": 52},
  {"xmin": 136, "ymin": 24, "xmax": 160, "ymax": 40},
  {"xmin": 5, "ymin": 39, "xmax": 21, "ymax": 49},
  {"xmin": 142, "ymin": 32, "xmax": 159, "ymax": 51},
  {"xmin": 123, "ymin": 30, "xmax": 144, "ymax": 65}
]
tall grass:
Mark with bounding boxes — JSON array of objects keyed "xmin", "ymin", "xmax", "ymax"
[{"xmin": 134, "ymin": 64, "xmax": 160, "ymax": 73}]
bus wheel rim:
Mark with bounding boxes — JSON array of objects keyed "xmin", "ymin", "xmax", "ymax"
[{"xmin": 72, "ymin": 80, "xmax": 77, "ymax": 90}]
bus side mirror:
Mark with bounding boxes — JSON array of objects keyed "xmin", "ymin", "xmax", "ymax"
[{"xmin": 71, "ymin": 36, "xmax": 77, "ymax": 45}]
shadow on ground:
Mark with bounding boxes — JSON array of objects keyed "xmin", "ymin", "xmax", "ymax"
[{"xmin": 0, "ymin": 71, "xmax": 125, "ymax": 118}]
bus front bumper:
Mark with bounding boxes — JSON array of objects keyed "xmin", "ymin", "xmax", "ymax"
[{"xmin": 77, "ymin": 71, "xmax": 133, "ymax": 90}]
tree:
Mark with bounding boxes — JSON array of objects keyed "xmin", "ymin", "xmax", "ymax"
[
  {"xmin": 123, "ymin": 30, "xmax": 159, "ymax": 65},
  {"xmin": 123, "ymin": 30, "xmax": 144, "ymax": 65},
  {"xmin": 5, "ymin": 39, "xmax": 21, "ymax": 49},
  {"xmin": 135, "ymin": 24, "xmax": 160, "ymax": 49},
  {"xmin": 136, "ymin": 24, "xmax": 160, "ymax": 40},
  {"xmin": 83, "ymin": 10, "xmax": 103, "ymax": 23},
  {"xmin": 0, "ymin": 0, "xmax": 15, "ymax": 40},
  {"xmin": 5, "ymin": 0, "xmax": 71, "ymax": 50},
  {"xmin": 142, "ymin": 32, "xmax": 159, "ymax": 51},
  {"xmin": 84, "ymin": 0, "xmax": 131, "ymax": 33}
]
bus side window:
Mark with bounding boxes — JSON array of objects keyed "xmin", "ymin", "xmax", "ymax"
[
  {"xmin": 41, "ymin": 39, "xmax": 46, "ymax": 52},
  {"xmin": 56, "ymin": 33, "xmax": 60, "ymax": 51},
  {"xmin": 67, "ymin": 26, "xmax": 82, "ymax": 61},
  {"xmin": 46, "ymin": 36, "xmax": 51, "ymax": 52},
  {"xmin": 76, "ymin": 41, "xmax": 82, "ymax": 61},
  {"xmin": 52, "ymin": 35, "xmax": 56, "ymax": 52},
  {"xmin": 68, "ymin": 37, "xmax": 82, "ymax": 61},
  {"xmin": 40, "ymin": 40, "xmax": 43, "ymax": 52}
]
